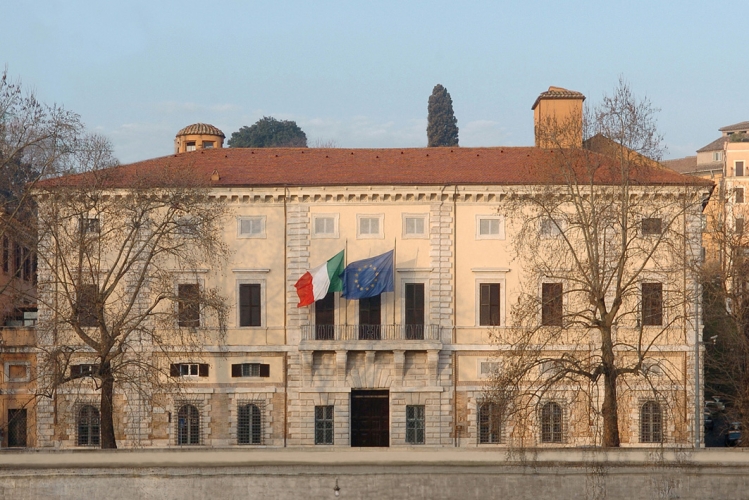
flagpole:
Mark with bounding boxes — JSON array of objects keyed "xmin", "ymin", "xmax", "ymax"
[
  {"xmin": 344, "ymin": 239, "xmax": 348, "ymax": 328},
  {"xmin": 393, "ymin": 238, "xmax": 397, "ymax": 329}
]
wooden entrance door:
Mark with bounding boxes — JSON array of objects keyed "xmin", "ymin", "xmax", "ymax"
[{"xmin": 350, "ymin": 390, "xmax": 389, "ymax": 447}]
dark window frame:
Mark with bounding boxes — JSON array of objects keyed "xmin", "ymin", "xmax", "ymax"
[
  {"xmin": 640, "ymin": 401, "xmax": 663, "ymax": 443},
  {"xmin": 178, "ymin": 283, "xmax": 201, "ymax": 328},
  {"xmin": 237, "ymin": 403, "xmax": 263, "ymax": 445},
  {"xmin": 239, "ymin": 283, "xmax": 262, "ymax": 327},
  {"xmin": 541, "ymin": 401, "xmax": 563, "ymax": 443},
  {"xmin": 642, "ymin": 282, "xmax": 663, "ymax": 326},
  {"xmin": 314, "ymin": 405, "xmax": 334, "ymax": 445},
  {"xmin": 479, "ymin": 283, "xmax": 501, "ymax": 326},
  {"xmin": 177, "ymin": 404, "xmax": 201, "ymax": 445},
  {"xmin": 541, "ymin": 283, "xmax": 563, "ymax": 326},
  {"xmin": 406, "ymin": 405, "xmax": 425, "ymax": 444},
  {"xmin": 77, "ymin": 405, "xmax": 101, "ymax": 447},
  {"xmin": 231, "ymin": 363, "xmax": 270, "ymax": 378},
  {"xmin": 405, "ymin": 283, "xmax": 425, "ymax": 340},
  {"xmin": 737, "ymin": 187, "xmax": 745, "ymax": 204},
  {"xmin": 642, "ymin": 218, "xmax": 663, "ymax": 236},
  {"xmin": 76, "ymin": 284, "xmax": 99, "ymax": 328},
  {"xmin": 478, "ymin": 402, "xmax": 502, "ymax": 444}
]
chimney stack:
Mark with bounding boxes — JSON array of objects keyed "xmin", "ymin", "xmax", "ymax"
[{"xmin": 531, "ymin": 86, "xmax": 585, "ymax": 149}]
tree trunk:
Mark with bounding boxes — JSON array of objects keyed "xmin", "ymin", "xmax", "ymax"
[
  {"xmin": 601, "ymin": 326, "xmax": 620, "ymax": 447},
  {"xmin": 99, "ymin": 362, "xmax": 117, "ymax": 449}
]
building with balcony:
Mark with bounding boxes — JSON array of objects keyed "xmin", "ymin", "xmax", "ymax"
[{"xmin": 31, "ymin": 92, "xmax": 710, "ymax": 450}]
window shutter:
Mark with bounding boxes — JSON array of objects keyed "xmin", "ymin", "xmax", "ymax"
[
  {"xmin": 231, "ymin": 364, "xmax": 242, "ymax": 377},
  {"xmin": 259, "ymin": 364, "xmax": 270, "ymax": 377},
  {"xmin": 198, "ymin": 364, "xmax": 209, "ymax": 377},
  {"xmin": 169, "ymin": 364, "xmax": 179, "ymax": 377},
  {"xmin": 239, "ymin": 284, "xmax": 251, "ymax": 327}
]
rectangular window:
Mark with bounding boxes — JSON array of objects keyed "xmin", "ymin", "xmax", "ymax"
[
  {"xmin": 202, "ymin": 141, "xmax": 215, "ymax": 149},
  {"xmin": 22, "ymin": 247, "xmax": 31, "ymax": 281},
  {"xmin": 315, "ymin": 292, "xmax": 335, "ymax": 340},
  {"xmin": 737, "ymin": 161, "xmax": 745, "ymax": 177},
  {"xmin": 480, "ymin": 361, "xmax": 500, "ymax": 377},
  {"xmin": 713, "ymin": 152, "xmax": 723, "ymax": 162},
  {"xmin": 358, "ymin": 215, "xmax": 383, "ymax": 238},
  {"xmin": 237, "ymin": 217, "xmax": 265, "ymax": 238},
  {"xmin": 737, "ymin": 188, "xmax": 745, "ymax": 204},
  {"xmin": 406, "ymin": 405, "xmax": 425, "ymax": 444},
  {"xmin": 2, "ymin": 236, "xmax": 8, "ymax": 274},
  {"xmin": 403, "ymin": 215, "xmax": 427, "ymax": 237},
  {"xmin": 231, "ymin": 363, "xmax": 270, "ymax": 377},
  {"xmin": 479, "ymin": 402, "xmax": 502, "ymax": 444},
  {"xmin": 314, "ymin": 405, "xmax": 334, "ymax": 445},
  {"xmin": 79, "ymin": 217, "xmax": 100, "ymax": 234},
  {"xmin": 476, "ymin": 216, "xmax": 504, "ymax": 239},
  {"xmin": 405, "ymin": 283, "xmax": 425, "ymax": 340},
  {"xmin": 737, "ymin": 218, "xmax": 745, "ymax": 234},
  {"xmin": 480, "ymin": 219, "xmax": 499, "ymax": 235},
  {"xmin": 314, "ymin": 216, "xmax": 336, "ymax": 236},
  {"xmin": 479, "ymin": 283, "xmax": 500, "ymax": 326},
  {"xmin": 541, "ymin": 283, "xmax": 563, "ymax": 326},
  {"xmin": 76, "ymin": 284, "xmax": 99, "ymax": 328},
  {"xmin": 642, "ymin": 282, "xmax": 663, "ymax": 326},
  {"xmin": 186, "ymin": 141, "xmax": 196, "ymax": 152},
  {"xmin": 70, "ymin": 364, "xmax": 96, "ymax": 378},
  {"xmin": 540, "ymin": 217, "xmax": 562, "ymax": 237},
  {"xmin": 642, "ymin": 218, "xmax": 662, "ymax": 236},
  {"xmin": 14, "ymin": 243, "xmax": 22, "ymax": 278},
  {"xmin": 169, "ymin": 363, "xmax": 209, "ymax": 377},
  {"xmin": 239, "ymin": 284, "xmax": 261, "ymax": 327},
  {"xmin": 178, "ymin": 284, "xmax": 200, "ymax": 328},
  {"xmin": 359, "ymin": 294, "xmax": 381, "ymax": 340}
]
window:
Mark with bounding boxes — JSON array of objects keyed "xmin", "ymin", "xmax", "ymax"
[
  {"xmin": 237, "ymin": 216, "xmax": 265, "ymax": 238},
  {"xmin": 640, "ymin": 401, "xmax": 663, "ymax": 443},
  {"xmin": 202, "ymin": 141, "xmax": 215, "ymax": 149},
  {"xmin": 77, "ymin": 405, "xmax": 100, "ymax": 446},
  {"xmin": 175, "ymin": 216, "xmax": 201, "ymax": 237},
  {"xmin": 239, "ymin": 284, "xmax": 261, "ymax": 327},
  {"xmin": 7, "ymin": 409, "xmax": 27, "ymax": 447},
  {"xmin": 2, "ymin": 236, "xmax": 9, "ymax": 274},
  {"xmin": 231, "ymin": 363, "xmax": 270, "ymax": 377},
  {"xmin": 479, "ymin": 402, "xmax": 502, "ymax": 444},
  {"xmin": 406, "ymin": 405, "xmax": 425, "ymax": 444},
  {"xmin": 22, "ymin": 247, "xmax": 31, "ymax": 281},
  {"xmin": 541, "ymin": 283, "xmax": 563, "ymax": 326},
  {"xmin": 476, "ymin": 216, "xmax": 505, "ymax": 239},
  {"xmin": 14, "ymin": 243, "xmax": 21, "ymax": 278},
  {"xmin": 178, "ymin": 284, "xmax": 200, "ymax": 327},
  {"xmin": 480, "ymin": 361, "xmax": 500, "ymax": 378},
  {"xmin": 540, "ymin": 217, "xmax": 562, "ymax": 237},
  {"xmin": 359, "ymin": 294, "xmax": 381, "ymax": 340},
  {"xmin": 737, "ymin": 188, "xmax": 745, "ymax": 204},
  {"xmin": 70, "ymin": 364, "xmax": 96, "ymax": 378},
  {"xmin": 5, "ymin": 362, "xmax": 30, "ymax": 382},
  {"xmin": 170, "ymin": 363, "xmax": 209, "ymax": 377},
  {"xmin": 479, "ymin": 283, "xmax": 500, "ymax": 326},
  {"xmin": 315, "ymin": 292, "xmax": 335, "ymax": 340},
  {"xmin": 314, "ymin": 405, "xmax": 334, "ymax": 445},
  {"xmin": 737, "ymin": 161, "xmax": 745, "ymax": 177},
  {"xmin": 238, "ymin": 403, "xmax": 262, "ymax": 444},
  {"xmin": 76, "ymin": 284, "xmax": 99, "ymax": 328},
  {"xmin": 312, "ymin": 214, "xmax": 338, "ymax": 238},
  {"xmin": 541, "ymin": 402, "xmax": 563, "ymax": 443},
  {"xmin": 79, "ymin": 217, "xmax": 100, "ymax": 234},
  {"xmin": 357, "ymin": 215, "xmax": 383, "ymax": 238},
  {"xmin": 642, "ymin": 282, "xmax": 663, "ymax": 326},
  {"xmin": 713, "ymin": 151, "xmax": 723, "ymax": 162},
  {"xmin": 186, "ymin": 141, "xmax": 196, "ymax": 152},
  {"xmin": 403, "ymin": 214, "xmax": 427, "ymax": 238},
  {"xmin": 737, "ymin": 218, "xmax": 745, "ymax": 235},
  {"xmin": 642, "ymin": 218, "xmax": 662, "ymax": 236},
  {"xmin": 177, "ymin": 404, "xmax": 200, "ymax": 445},
  {"xmin": 405, "ymin": 283, "xmax": 425, "ymax": 340}
]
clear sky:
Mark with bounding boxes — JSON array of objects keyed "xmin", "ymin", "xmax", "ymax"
[{"xmin": 2, "ymin": 1, "xmax": 742, "ymax": 164}]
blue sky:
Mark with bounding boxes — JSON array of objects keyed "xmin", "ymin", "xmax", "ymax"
[{"xmin": 1, "ymin": 1, "xmax": 742, "ymax": 163}]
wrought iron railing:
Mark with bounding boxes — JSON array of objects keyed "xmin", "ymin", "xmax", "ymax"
[{"xmin": 301, "ymin": 324, "xmax": 441, "ymax": 341}]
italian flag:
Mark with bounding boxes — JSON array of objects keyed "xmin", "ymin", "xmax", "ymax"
[{"xmin": 294, "ymin": 250, "xmax": 345, "ymax": 307}]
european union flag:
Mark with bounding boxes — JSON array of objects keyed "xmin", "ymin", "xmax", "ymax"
[{"xmin": 341, "ymin": 250, "xmax": 394, "ymax": 299}]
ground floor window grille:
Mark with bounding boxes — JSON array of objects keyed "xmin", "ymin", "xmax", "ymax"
[
  {"xmin": 640, "ymin": 401, "xmax": 663, "ymax": 443},
  {"xmin": 77, "ymin": 405, "xmax": 100, "ymax": 446},
  {"xmin": 238, "ymin": 403, "xmax": 263, "ymax": 445},
  {"xmin": 406, "ymin": 405, "xmax": 425, "ymax": 444},
  {"xmin": 7, "ymin": 409, "xmax": 27, "ymax": 447},
  {"xmin": 478, "ymin": 402, "xmax": 502, "ymax": 444},
  {"xmin": 177, "ymin": 404, "xmax": 200, "ymax": 445},
  {"xmin": 315, "ymin": 405, "xmax": 334, "ymax": 445},
  {"xmin": 541, "ymin": 401, "xmax": 563, "ymax": 443}
]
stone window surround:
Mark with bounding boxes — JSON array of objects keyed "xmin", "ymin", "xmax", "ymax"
[
  {"xmin": 236, "ymin": 215, "xmax": 267, "ymax": 239},
  {"xmin": 356, "ymin": 213, "xmax": 385, "ymax": 239},
  {"xmin": 311, "ymin": 213, "xmax": 340, "ymax": 239},
  {"xmin": 475, "ymin": 215, "xmax": 505, "ymax": 240},
  {"xmin": 233, "ymin": 271, "xmax": 268, "ymax": 329},
  {"xmin": 402, "ymin": 213, "xmax": 429, "ymax": 239},
  {"xmin": 472, "ymin": 268, "xmax": 509, "ymax": 327},
  {"xmin": 4, "ymin": 361, "xmax": 31, "ymax": 383}
]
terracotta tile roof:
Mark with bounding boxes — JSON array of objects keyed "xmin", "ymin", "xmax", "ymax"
[
  {"xmin": 719, "ymin": 121, "xmax": 749, "ymax": 132},
  {"xmin": 697, "ymin": 136, "xmax": 727, "ymax": 153},
  {"xmin": 662, "ymin": 156, "xmax": 699, "ymax": 174},
  {"xmin": 176, "ymin": 123, "xmax": 225, "ymax": 138},
  {"xmin": 35, "ymin": 147, "xmax": 712, "ymax": 190},
  {"xmin": 531, "ymin": 86, "xmax": 586, "ymax": 110}
]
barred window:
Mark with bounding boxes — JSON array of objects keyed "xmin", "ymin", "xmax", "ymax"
[
  {"xmin": 541, "ymin": 402, "xmax": 563, "ymax": 443},
  {"xmin": 177, "ymin": 404, "xmax": 200, "ymax": 445},
  {"xmin": 640, "ymin": 401, "xmax": 663, "ymax": 443},
  {"xmin": 314, "ymin": 405, "xmax": 334, "ymax": 445},
  {"xmin": 231, "ymin": 363, "xmax": 270, "ymax": 377},
  {"xmin": 478, "ymin": 402, "xmax": 502, "ymax": 444},
  {"xmin": 238, "ymin": 403, "xmax": 263, "ymax": 445},
  {"xmin": 406, "ymin": 405, "xmax": 425, "ymax": 444},
  {"xmin": 77, "ymin": 405, "xmax": 100, "ymax": 446}
]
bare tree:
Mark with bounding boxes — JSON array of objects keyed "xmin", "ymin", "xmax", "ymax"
[
  {"xmin": 34, "ymin": 160, "xmax": 230, "ymax": 448},
  {"xmin": 488, "ymin": 81, "xmax": 706, "ymax": 447}
]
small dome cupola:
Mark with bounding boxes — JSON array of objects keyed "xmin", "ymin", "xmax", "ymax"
[{"xmin": 174, "ymin": 123, "xmax": 226, "ymax": 153}]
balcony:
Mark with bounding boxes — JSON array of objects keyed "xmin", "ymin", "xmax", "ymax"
[{"xmin": 299, "ymin": 324, "xmax": 442, "ymax": 351}]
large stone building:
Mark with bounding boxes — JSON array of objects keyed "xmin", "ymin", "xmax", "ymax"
[{"xmin": 29, "ymin": 91, "xmax": 710, "ymax": 450}]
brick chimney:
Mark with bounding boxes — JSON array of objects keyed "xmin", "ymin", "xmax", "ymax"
[{"xmin": 532, "ymin": 86, "xmax": 585, "ymax": 149}]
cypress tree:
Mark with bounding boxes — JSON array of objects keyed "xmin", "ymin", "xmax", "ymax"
[{"xmin": 427, "ymin": 84, "xmax": 459, "ymax": 147}]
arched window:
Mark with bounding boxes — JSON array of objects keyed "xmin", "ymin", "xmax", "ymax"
[
  {"xmin": 478, "ymin": 402, "xmax": 502, "ymax": 444},
  {"xmin": 177, "ymin": 404, "xmax": 200, "ymax": 445},
  {"xmin": 640, "ymin": 401, "xmax": 663, "ymax": 443},
  {"xmin": 77, "ymin": 405, "xmax": 100, "ymax": 446},
  {"xmin": 238, "ymin": 403, "xmax": 262, "ymax": 445},
  {"xmin": 541, "ymin": 402, "xmax": 563, "ymax": 443}
]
